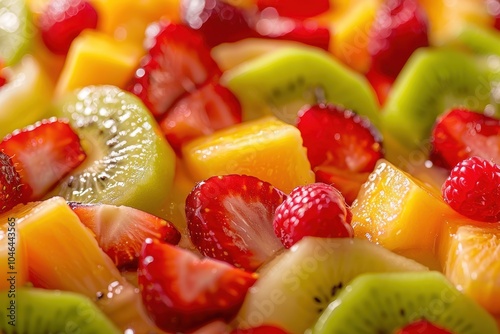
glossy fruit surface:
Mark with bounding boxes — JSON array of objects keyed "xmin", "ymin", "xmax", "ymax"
[{"xmin": 0, "ymin": 152, "xmax": 24, "ymax": 213}]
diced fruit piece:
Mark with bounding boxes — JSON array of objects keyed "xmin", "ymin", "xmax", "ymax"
[
  {"xmin": 186, "ymin": 174, "xmax": 285, "ymax": 271},
  {"xmin": 0, "ymin": 0, "xmax": 32, "ymax": 65},
  {"xmin": 138, "ymin": 238, "xmax": 258, "ymax": 332},
  {"xmin": 38, "ymin": 0, "xmax": 99, "ymax": 55},
  {"xmin": 0, "ymin": 288, "xmax": 120, "ymax": 333},
  {"xmin": 0, "ymin": 152, "xmax": 24, "ymax": 213},
  {"xmin": 235, "ymin": 237, "xmax": 427, "ymax": 334},
  {"xmin": 182, "ymin": 116, "xmax": 314, "ymax": 194},
  {"xmin": 52, "ymin": 85, "xmax": 176, "ymax": 216},
  {"xmin": 0, "ymin": 118, "xmax": 86, "ymax": 201},
  {"xmin": 314, "ymin": 165, "xmax": 370, "ymax": 205},
  {"xmin": 159, "ymin": 82, "xmax": 242, "ymax": 154},
  {"xmin": 128, "ymin": 21, "xmax": 222, "ymax": 118},
  {"xmin": 15, "ymin": 197, "xmax": 162, "ymax": 332},
  {"xmin": 442, "ymin": 156, "xmax": 500, "ymax": 222},
  {"xmin": 367, "ymin": 0, "xmax": 429, "ymax": 79},
  {"xmin": 256, "ymin": 0, "xmax": 329, "ymax": 19},
  {"xmin": 273, "ymin": 183, "xmax": 353, "ymax": 248},
  {"xmin": 55, "ymin": 30, "xmax": 143, "ymax": 97},
  {"xmin": 430, "ymin": 108, "xmax": 500, "ymax": 169},
  {"xmin": 365, "ymin": 68, "xmax": 393, "ymax": 106},
  {"xmin": 311, "ymin": 272, "xmax": 499, "ymax": 334},
  {"xmin": 396, "ymin": 320, "xmax": 453, "ymax": 334},
  {"xmin": 231, "ymin": 325, "xmax": 290, "ymax": 334},
  {"xmin": 221, "ymin": 46, "xmax": 380, "ymax": 128},
  {"xmin": 451, "ymin": 23, "xmax": 500, "ymax": 56},
  {"xmin": 69, "ymin": 203, "xmax": 181, "ymax": 268},
  {"xmin": 0, "ymin": 56, "xmax": 54, "ymax": 139},
  {"xmin": 351, "ymin": 159, "xmax": 455, "ymax": 269}
]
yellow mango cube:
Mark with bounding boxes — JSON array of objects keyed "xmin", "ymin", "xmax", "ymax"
[
  {"xmin": 55, "ymin": 30, "xmax": 143, "ymax": 97},
  {"xmin": 182, "ymin": 116, "xmax": 314, "ymax": 194}
]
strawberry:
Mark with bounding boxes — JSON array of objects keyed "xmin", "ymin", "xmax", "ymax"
[
  {"xmin": 368, "ymin": 0, "xmax": 429, "ymax": 79},
  {"xmin": 38, "ymin": 0, "xmax": 98, "ymax": 55},
  {"xmin": 0, "ymin": 152, "xmax": 24, "ymax": 213},
  {"xmin": 185, "ymin": 174, "xmax": 286, "ymax": 271},
  {"xmin": 273, "ymin": 183, "xmax": 354, "ymax": 248},
  {"xmin": 486, "ymin": 0, "xmax": 500, "ymax": 30},
  {"xmin": 396, "ymin": 320, "xmax": 452, "ymax": 334},
  {"xmin": 159, "ymin": 82, "xmax": 242, "ymax": 155},
  {"xmin": 430, "ymin": 108, "xmax": 500, "ymax": 169},
  {"xmin": 128, "ymin": 21, "xmax": 222, "ymax": 118},
  {"xmin": 69, "ymin": 203, "xmax": 181, "ymax": 269},
  {"xmin": 442, "ymin": 156, "xmax": 500, "ymax": 223},
  {"xmin": 231, "ymin": 325, "xmax": 290, "ymax": 334},
  {"xmin": 314, "ymin": 165, "xmax": 370, "ymax": 205},
  {"xmin": 256, "ymin": 0, "xmax": 330, "ymax": 19},
  {"xmin": 138, "ymin": 238, "xmax": 257, "ymax": 332},
  {"xmin": 365, "ymin": 68, "xmax": 393, "ymax": 106},
  {"xmin": 0, "ymin": 118, "xmax": 86, "ymax": 200}
]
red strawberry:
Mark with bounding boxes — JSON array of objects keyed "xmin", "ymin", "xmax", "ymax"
[
  {"xmin": 365, "ymin": 68, "xmax": 393, "ymax": 106},
  {"xmin": 314, "ymin": 165, "xmax": 370, "ymax": 205},
  {"xmin": 128, "ymin": 21, "xmax": 222, "ymax": 118},
  {"xmin": 0, "ymin": 118, "xmax": 86, "ymax": 200},
  {"xmin": 273, "ymin": 183, "xmax": 353, "ymax": 248},
  {"xmin": 138, "ymin": 238, "xmax": 257, "ymax": 332},
  {"xmin": 231, "ymin": 325, "xmax": 290, "ymax": 334},
  {"xmin": 368, "ymin": 0, "xmax": 429, "ymax": 78},
  {"xmin": 442, "ymin": 156, "xmax": 500, "ymax": 222},
  {"xmin": 38, "ymin": 0, "xmax": 98, "ymax": 55},
  {"xmin": 256, "ymin": 0, "xmax": 330, "ymax": 19},
  {"xmin": 185, "ymin": 174, "xmax": 286, "ymax": 271},
  {"xmin": 69, "ymin": 203, "xmax": 181, "ymax": 268},
  {"xmin": 396, "ymin": 320, "xmax": 452, "ymax": 334},
  {"xmin": 159, "ymin": 82, "xmax": 242, "ymax": 154},
  {"xmin": 430, "ymin": 108, "xmax": 500, "ymax": 169},
  {"xmin": 486, "ymin": 0, "xmax": 500, "ymax": 30},
  {"xmin": 0, "ymin": 152, "xmax": 24, "ymax": 213}
]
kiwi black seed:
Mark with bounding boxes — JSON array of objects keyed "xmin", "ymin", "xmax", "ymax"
[
  {"xmin": 312, "ymin": 271, "xmax": 499, "ymax": 334},
  {"xmin": 0, "ymin": 287, "xmax": 120, "ymax": 333},
  {"xmin": 234, "ymin": 237, "xmax": 428, "ymax": 334}
]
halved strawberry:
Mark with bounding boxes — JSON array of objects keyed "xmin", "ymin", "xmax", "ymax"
[
  {"xmin": 128, "ymin": 21, "xmax": 222, "ymax": 118},
  {"xmin": 138, "ymin": 238, "xmax": 257, "ymax": 332},
  {"xmin": 314, "ymin": 165, "xmax": 370, "ymax": 205},
  {"xmin": 430, "ymin": 108, "xmax": 500, "ymax": 169},
  {"xmin": 231, "ymin": 325, "xmax": 290, "ymax": 334},
  {"xmin": 0, "ymin": 118, "xmax": 86, "ymax": 200},
  {"xmin": 0, "ymin": 152, "xmax": 24, "ymax": 213},
  {"xmin": 185, "ymin": 174, "xmax": 286, "ymax": 272},
  {"xmin": 159, "ymin": 81, "xmax": 242, "ymax": 154},
  {"xmin": 396, "ymin": 320, "xmax": 452, "ymax": 334},
  {"xmin": 256, "ymin": 0, "xmax": 330, "ymax": 19},
  {"xmin": 69, "ymin": 202, "xmax": 181, "ymax": 269}
]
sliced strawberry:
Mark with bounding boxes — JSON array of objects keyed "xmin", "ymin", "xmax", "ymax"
[
  {"xmin": 366, "ymin": 68, "xmax": 393, "ymax": 106},
  {"xmin": 0, "ymin": 152, "xmax": 24, "ymax": 213},
  {"xmin": 128, "ymin": 21, "xmax": 222, "ymax": 118},
  {"xmin": 314, "ymin": 165, "xmax": 370, "ymax": 205},
  {"xmin": 396, "ymin": 320, "xmax": 452, "ymax": 334},
  {"xmin": 231, "ymin": 325, "xmax": 290, "ymax": 334},
  {"xmin": 0, "ymin": 118, "xmax": 86, "ymax": 200},
  {"xmin": 430, "ymin": 108, "xmax": 500, "ymax": 169},
  {"xmin": 69, "ymin": 203, "xmax": 181, "ymax": 269},
  {"xmin": 138, "ymin": 238, "xmax": 257, "ymax": 332},
  {"xmin": 159, "ymin": 82, "xmax": 242, "ymax": 154},
  {"xmin": 185, "ymin": 174, "xmax": 286, "ymax": 271},
  {"xmin": 368, "ymin": 0, "xmax": 429, "ymax": 79},
  {"xmin": 256, "ymin": 0, "xmax": 330, "ymax": 19}
]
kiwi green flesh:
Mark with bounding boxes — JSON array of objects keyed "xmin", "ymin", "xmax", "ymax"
[
  {"xmin": 0, "ymin": 287, "xmax": 120, "ymax": 334},
  {"xmin": 312, "ymin": 271, "xmax": 499, "ymax": 334},
  {"xmin": 221, "ymin": 46, "xmax": 381, "ymax": 129},
  {"xmin": 452, "ymin": 24, "xmax": 500, "ymax": 56},
  {"xmin": 381, "ymin": 48, "xmax": 499, "ymax": 153},
  {"xmin": 51, "ymin": 85, "xmax": 176, "ymax": 216},
  {"xmin": 0, "ymin": 0, "xmax": 32, "ymax": 66},
  {"xmin": 234, "ymin": 237, "xmax": 427, "ymax": 334}
]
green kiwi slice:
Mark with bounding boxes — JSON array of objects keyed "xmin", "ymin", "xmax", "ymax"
[
  {"xmin": 452, "ymin": 24, "xmax": 500, "ymax": 56},
  {"xmin": 221, "ymin": 46, "xmax": 380, "ymax": 128},
  {"xmin": 312, "ymin": 271, "xmax": 499, "ymax": 334},
  {"xmin": 234, "ymin": 237, "xmax": 428, "ymax": 334},
  {"xmin": 381, "ymin": 48, "xmax": 498, "ymax": 152},
  {"xmin": 51, "ymin": 85, "xmax": 176, "ymax": 216},
  {"xmin": 0, "ymin": 0, "xmax": 33, "ymax": 66},
  {"xmin": 0, "ymin": 287, "xmax": 120, "ymax": 333}
]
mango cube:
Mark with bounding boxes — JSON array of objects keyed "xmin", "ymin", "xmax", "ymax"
[{"xmin": 182, "ymin": 116, "xmax": 314, "ymax": 194}]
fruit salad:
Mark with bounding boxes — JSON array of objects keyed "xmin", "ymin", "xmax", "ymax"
[{"xmin": 1, "ymin": 0, "xmax": 500, "ymax": 333}]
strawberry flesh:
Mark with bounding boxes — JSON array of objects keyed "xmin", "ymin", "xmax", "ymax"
[
  {"xmin": 0, "ymin": 119, "xmax": 86, "ymax": 200},
  {"xmin": 0, "ymin": 152, "xmax": 24, "ymax": 213},
  {"xmin": 256, "ymin": 0, "xmax": 330, "ymax": 19},
  {"xmin": 138, "ymin": 238, "xmax": 257, "ymax": 332},
  {"xmin": 128, "ymin": 21, "xmax": 222, "ymax": 118},
  {"xmin": 69, "ymin": 203, "xmax": 181, "ymax": 269},
  {"xmin": 430, "ymin": 108, "xmax": 500, "ymax": 169},
  {"xmin": 314, "ymin": 165, "xmax": 370, "ymax": 205},
  {"xmin": 185, "ymin": 174, "xmax": 286, "ymax": 271},
  {"xmin": 396, "ymin": 320, "xmax": 452, "ymax": 334},
  {"xmin": 231, "ymin": 325, "xmax": 290, "ymax": 334},
  {"xmin": 159, "ymin": 82, "xmax": 242, "ymax": 155}
]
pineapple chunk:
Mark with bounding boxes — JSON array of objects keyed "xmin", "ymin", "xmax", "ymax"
[{"xmin": 182, "ymin": 116, "xmax": 314, "ymax": 194}]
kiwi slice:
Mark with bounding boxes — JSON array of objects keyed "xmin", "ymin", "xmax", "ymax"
[
  {"xmin": 0, "ymin": 287, "xmax": 120, "ymax": 333},
  {"xmin": 51, "ymin": 85, "xmax": 176, "ymax": 216},
  {"xmin": 0, "ymin": 0, "xmax": 32, "ymax": 66},
  {"xmin": 381, "ymin": 48, "xmax": 499, "ymax": 152},
  {"xmin": 221, "ymin": 46, "xmax": 380, "ymax": 128},
  {"xmin": 234, "ymin": 237, "xmax": 428, "ymax": 334},
  {"xmin": 312, "ymin": 271, "xmax": 499, "ymax": 334},
  {"xmin": 452, "ymin": 24, "xmax": 500, "ymax": 56}
]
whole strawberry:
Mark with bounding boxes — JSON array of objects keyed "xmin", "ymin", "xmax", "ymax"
[
  {"xmin": 273, "ymin": 183, "xmax": 353, "ymax": 248},
  {"xmin": 442, "ymin": 156, "xmax": 500, "ymax": 222}
]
